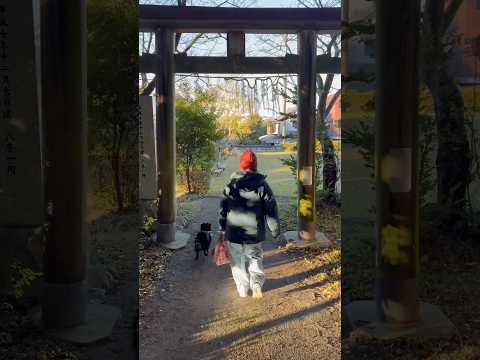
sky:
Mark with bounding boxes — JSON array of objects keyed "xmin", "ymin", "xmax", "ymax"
[{"xmin": 139, "ymin": 0, "xmax": 341, "ymax": 118}]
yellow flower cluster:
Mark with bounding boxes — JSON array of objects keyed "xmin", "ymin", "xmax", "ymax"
[
  {"xmin": 299, "ymin": 198, "xmax": 313, "ymax": 218},
  {"xmin": 381, "ymin": 224, "xmax": 411, "ymax": 265}
]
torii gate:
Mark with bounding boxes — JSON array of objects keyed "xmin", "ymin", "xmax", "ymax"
[
  {"xmin": 138, "ymin": 5, "xmax": 341, "ymax": 249},
  {"xmin": 1, "ymin": 1, "xmax": 118, "ymax": 340}
]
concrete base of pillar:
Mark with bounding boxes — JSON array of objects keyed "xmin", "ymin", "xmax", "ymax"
[
  {"xmin": 283, "ymin": 230, "xmax": 331, "ymax": 249},
  {"xmin": 344, "ymin": 300, "xmax": 457, "ymax": 340},
  {"xmin": 42, "ymin": 281, "xmax": 88, "ymax": 329},
  {"xmin": 32, "ymin": 303, "xmax": 120, "ymax": 344},
  {"xmin": 154, "ymin": 223, "xmax": 190, "ymax": 249},
  {"xmin": 160, "ymin": 231, "xmax": 190, "ymax": 250}
]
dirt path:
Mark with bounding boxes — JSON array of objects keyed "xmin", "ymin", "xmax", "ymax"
[
  {"xmin": 140, "ymin": 197, "xmax": 340, "ymax": 360},
  {"xmin": 81, "ymin": 213, "xmax": 139, "ymax": 360}
]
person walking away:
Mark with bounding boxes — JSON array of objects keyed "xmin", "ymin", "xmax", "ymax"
[{"xmin": 218, "ymin": 150, "xmax": 280, "ymax": 298}]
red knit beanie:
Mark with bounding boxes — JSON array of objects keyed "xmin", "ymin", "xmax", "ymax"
[{"xmin": 240, "ymin": 150, "xmax": 257, "ymax": 171}]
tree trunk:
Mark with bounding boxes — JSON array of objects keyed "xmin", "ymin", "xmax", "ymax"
[
  {"xmin": 111, "ymin": 150, "xmax": 124, "ymax": 212},
  {"xmin": 320, "ymin": 127, "xmax": 338, "ymax": 203},
  {"xmin": 317, "ymin": 109, "xmax": 338, "ymax": 203},
  {"xmin": 427, "ymin": 70, "xmax": 471, "ymax": 235},
  {"xmin": 322, "ymin": 137, "xmax": 338, "ymax": 197},
  {"xmin": 185, "ymin": 160, "xmax": 192, "ymax": 194},
  {"xmin": 421, "ymin": 0, "xmax": 471, "ymax": 239},
  {"xmin": 316, "ymin": 73, "xmax": 339, "ymax": 203}
]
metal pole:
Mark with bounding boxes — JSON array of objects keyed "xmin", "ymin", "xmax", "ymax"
[
  {"xmin": 155, "ymin": 28, "xmax": 176, "ymax": 245},
  {"xmin": 41, "ymin": 0, "xmax": 88, "ymax": 328},
  {"xmin": 297, "ymin": 30, "xmax": 317, "ymax": 243},
  {"xmin": 375, "ymin": 0, "xmax": 421, "ymax": 325}
]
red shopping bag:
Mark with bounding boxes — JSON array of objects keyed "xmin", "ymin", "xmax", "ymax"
[{"xmin": 213, "ymin": 234, "xmax": 230, "ymax": 266}]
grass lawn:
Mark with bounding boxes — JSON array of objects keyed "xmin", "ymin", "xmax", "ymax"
[
  {"xmin": 208, "ymin": 147, "xmax": 341, "ymax": 241},
  {"xmin": 208, "ymin": 152, "xmax": 241, "ymax": 196},
  {"xmin": 257, "ymin": 151, "xmax": 297, "ymax": 198},
  {"xmin": 208, "ymin": 149, "xmax": 297, "ymax": 198}
]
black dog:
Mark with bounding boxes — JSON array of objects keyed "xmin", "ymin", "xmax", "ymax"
[{"xmin": 194, "ymin": 223, "xmax": 212, "ymax": 260}]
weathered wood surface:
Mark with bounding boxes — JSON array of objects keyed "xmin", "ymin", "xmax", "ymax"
[
  {"xmin": 140, "ymin": 53, "xmax": 340, "ymax": 75},
  {"xmin": 140, "ymin": 5, "xmax": 340, "ymax": 33}
]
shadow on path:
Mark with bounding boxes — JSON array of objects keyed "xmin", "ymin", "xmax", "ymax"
[{"xmin": 140, "ymin": 197, "xmax": 340, "ymax": 360}]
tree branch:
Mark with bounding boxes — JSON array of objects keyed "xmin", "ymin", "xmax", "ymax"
[
  {"xmin": 325, "ymin": 89, "xmax": 341, "ymax": 116},
  {"xmin": 140, "ymin": 76, "xmax": 156, "ymax": 96},
  {"xmin": 181, "ymin": 33, "xmax": 204, "ymax": 53},
  {"xmin": 443, "ymin": 0, "xmax": 464, "ymax": 34}
]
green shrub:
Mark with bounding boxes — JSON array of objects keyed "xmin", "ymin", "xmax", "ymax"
[
  {"xmin": 142, "ymin": 216, "xmax": 156, "ymax": 232},
  {"xmin": 7, "ymin": 261, "xmax": 42, "ymax": 301},
  {"xmin": 190, "ymin": 171, "xmax": 210, "ymax": 194}
]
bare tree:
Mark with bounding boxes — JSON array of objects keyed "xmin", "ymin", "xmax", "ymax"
[
  {"xmin": 269, "ymin": 0, "xmax": 341, "ymax": 200},
  {"xmin": 316, "ymin": 31, "xmax": 341, "ymax": 201},
  {"xmin": 139, "ymin": 0, "xmax": 255, "ymax": 95},
  {"xmin": 421, "ymin": 0, "xmax": 472, "ymax": 236}
]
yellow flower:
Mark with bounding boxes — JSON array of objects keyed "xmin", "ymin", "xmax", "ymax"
[
  {"xmin": 381, "ymin": 224, "xmax": 411, "ymax": 265},
  {"xmin": 299, "ymin": 198, "xmax": 313, "ymax": 218}
]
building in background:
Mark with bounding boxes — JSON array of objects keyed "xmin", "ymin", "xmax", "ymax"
[
  {"xmin": 326, "ymin": 94, "xmax": 341, "ymax": 140},
  {"xmin": 262, "ymin": 96, "xmax": 341, "ymax": 141},
  {"xmin": 265, "ymin": 117, "xmax": 297, "ymax": 137}
]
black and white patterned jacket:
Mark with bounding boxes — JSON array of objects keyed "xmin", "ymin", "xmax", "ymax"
[{"xmin": 219, "ymin": 170, "xmax": 280, "ymax": 244}]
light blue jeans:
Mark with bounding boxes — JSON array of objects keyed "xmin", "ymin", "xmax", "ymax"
[{"xmin": 227, "ymin": 241, "xmax": 265, "ymax": 295}]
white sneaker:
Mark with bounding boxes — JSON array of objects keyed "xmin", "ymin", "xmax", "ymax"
[
  {"xmin": 238, "ymin": 288, "xmax": 248, "ymax": 298},
  {"xmin": 252, "ymin": 283, "xmax": 263, "ymax": 298}
]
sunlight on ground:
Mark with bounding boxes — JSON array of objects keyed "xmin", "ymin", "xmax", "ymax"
[
  {"xmin": 299, "ymin": 247, "xmax": 341, "ymax": 301},
  {"xmin": 257, "ymin": 153, "xmax": 296, "ymax": 196},
  {"xmin": 176, "ymin": 183, "xmax": 189, "ymax": 198},
  {"xmin": 187, "ymin": 244, "xmax": 340, "ymax": 359},
  {"xmin": 438, "ymin": 344, "xmax": 480, "ymax": 360},
  {"xmin": 259, "ymin": 150, "xmax": 296, "ymax": 156},
  {"xmin": 269, "ymin": 166, "xmax": 290, "ymax": 174}
]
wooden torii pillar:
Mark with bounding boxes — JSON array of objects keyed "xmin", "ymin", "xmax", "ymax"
[
  {"xmin": 292, "ymin": 29, "xmax": 332, "ymax": 248},
  {"xmin": 297, "ymin": 30, "xmax": 319, "ymax": 244},
  {"xmin": 41, "ymin": 0, "xmax": 88, "ymax": 328},
  {"xmin": 374, "ymin": 0, "xmax": 421, "ymax": 325},
  {"xmin": 154, "ymin": 28, "xmax": 190, "ymax": 249},
  {"xmin": 41, "ymin": 1, "xmax": 120, "ymax": 340},
  {"xmin": 345, "ymin": 0, "xmax": 455, "ymax": 338}
]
